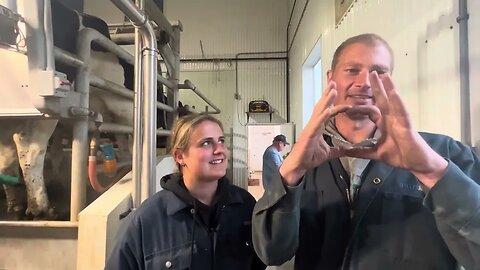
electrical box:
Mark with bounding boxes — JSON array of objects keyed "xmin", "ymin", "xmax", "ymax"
[{"xmin": 0, "ymin": 5, "xmax": 18, "ymax": 45}]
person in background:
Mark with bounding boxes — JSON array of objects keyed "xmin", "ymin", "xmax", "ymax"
[
  {"xmin": 262, "ymin": 134, "xmax": 289, "ymax": 191},
  {"xmin": 106, "ymin": 114, "xmax": 265, "ymax": 270},
  {"xmin": 252, "ymin": 33, "xmax": 480, "ymax": 270}
]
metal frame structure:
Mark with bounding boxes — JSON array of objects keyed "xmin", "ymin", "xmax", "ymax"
[{"xmin": 0, "ymin": 0, "xmax": 221, "ymax": 222}]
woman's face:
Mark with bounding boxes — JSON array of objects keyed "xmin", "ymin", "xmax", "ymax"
[{"xmin": 177, "ymin": 120, "xmax": 229, "ymax": 182}]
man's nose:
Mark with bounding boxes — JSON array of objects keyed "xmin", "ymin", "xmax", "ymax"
[{"xmin": 354, "ymin": 70, "xmax": 371, "ymax": 88}]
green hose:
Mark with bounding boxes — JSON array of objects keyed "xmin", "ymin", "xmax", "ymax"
[{"xmin": 0, "ymin": 174, "xmax": 20, "ymax": 185}]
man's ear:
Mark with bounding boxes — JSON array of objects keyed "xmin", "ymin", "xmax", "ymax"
[{"xmin": 327, "ymin": 70, "xmax": 333, "ymax": 81}]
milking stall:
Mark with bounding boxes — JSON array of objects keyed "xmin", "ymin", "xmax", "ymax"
[{"xmin": 1, "ymin": 0, "xmax": 480, "ymax": 269}]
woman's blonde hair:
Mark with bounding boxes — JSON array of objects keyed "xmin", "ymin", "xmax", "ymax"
[{"xmin": 169, "ymin": 113, "xmax": 224, "ymax": 172}]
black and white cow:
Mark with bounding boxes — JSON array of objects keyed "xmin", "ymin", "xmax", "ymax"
[{"xmin": 0, "ymin": 0, "xmax": 174, "ymax": 220}]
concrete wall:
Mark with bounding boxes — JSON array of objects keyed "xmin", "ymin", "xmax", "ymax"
[{"xmin": 0, "ymin": 223, "xmax": 77, "ymax": 270}]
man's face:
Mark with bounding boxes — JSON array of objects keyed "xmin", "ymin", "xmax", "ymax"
[
  {"xmin": 327, "ymin": 43, "xmax": 392, "ymax": 109},
  {"xmin": 279, "ymin": 142, "xmax": 286, "ymax": 152}
]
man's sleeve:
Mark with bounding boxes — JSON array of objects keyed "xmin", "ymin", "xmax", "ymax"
[
  {"xmin": 252, "ymin": 169, "xmax": 304, "ymax": 266},
  {"xmin": 424, "ymin": 141, "xmax": 480, "ymax": 270}
]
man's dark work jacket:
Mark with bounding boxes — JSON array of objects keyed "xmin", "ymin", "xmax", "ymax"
[
  {"xmin": 252, "ymin": 132, "xmax": 480, "ymax": 270},
  {"xmin": 106, "ymin": 174, "xmax": 265, "ymax": 270}
]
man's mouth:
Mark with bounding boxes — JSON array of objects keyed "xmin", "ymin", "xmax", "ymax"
[{"xmin": 347, "ymin": 94, "xmax": 372, "ymax": 99}]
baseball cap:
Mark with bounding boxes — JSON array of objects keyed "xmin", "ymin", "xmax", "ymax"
[{"xmin": 273, "ymin": 134, "xmax": 290, "ymax": 145}]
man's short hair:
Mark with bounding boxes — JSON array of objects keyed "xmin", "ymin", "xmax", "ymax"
[{"xmin": 331, "ymin": 33, "xmax": 394, "ymax": 71}]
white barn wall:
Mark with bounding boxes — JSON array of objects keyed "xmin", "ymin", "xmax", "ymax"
[
  {"xmin": 165, "ymin": 0, "xmax": 289, "ymax": 187},
  {"xmin": 164, "ymin": 0, "xmax": 287, "ymax": 58},
  {"xmin": 83, "ymin": 0, "xmax": 288, "ymax": 187},
  {"xmin": 288, "ymin": 0, "xmax": 478, "ymax": 142}
]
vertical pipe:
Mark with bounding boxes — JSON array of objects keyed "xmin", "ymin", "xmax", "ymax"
[
  {"xmin": 132, "ymin": 0, "xmax": 144, "ymax": 209},
  {"xmin": 141, "ymin": 45, "xmax": 157, "ymax": 201},
  {"xmin": 111, "ymin": 0, "xmax": 159, "ymax": 201},
  {"xmin": 43, "ymin": 0, "xmax": 54, "ymax": 71},
  {"xmin": 167, "ymin": 24, "xmax": 182, "ymax": 127},
  {"xmin": 458, "ymin": 0, "xmax": 471, "ymax": 145},
  {"xmin": 70, "ymin": 33, "xmax": 93, "ymax": 221}
]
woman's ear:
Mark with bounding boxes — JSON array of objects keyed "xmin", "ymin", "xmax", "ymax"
[{"xmin": 173, "ymin": 149, "xmax": 185, "ymax": 166}]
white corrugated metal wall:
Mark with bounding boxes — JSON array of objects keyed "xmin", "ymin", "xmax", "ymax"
[
  {"xmin": 84, "ymin": 0, "xmax": 289, "ymax": 188},
  {"xmin": 288, "ymin": 0, "xmax": 480, "ymax": 145},
  {"xmin": 165, "ymin": 0, "xmax": 289, "ymax": 187}
]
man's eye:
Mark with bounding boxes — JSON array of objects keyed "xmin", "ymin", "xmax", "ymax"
[
  {"xmin": 219, "ymin": 138, "xmax": 225, "ymax": 144},
  {"xmin": 372, "ymin": 68, "xmax": 387, "ymax": 75},
  {"xmin": 345, "ymin": 68, "xmax": 359, "ymax": 74}
]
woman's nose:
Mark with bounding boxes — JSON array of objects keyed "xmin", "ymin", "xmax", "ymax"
[{"xmin": 213, "ymin": 142, "xmax": 227, "ymax": 154}]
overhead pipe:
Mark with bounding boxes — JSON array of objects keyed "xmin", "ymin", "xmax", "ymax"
[
  {"xmin": 234, "ymin": 51, "xmax": 287, "ymax": 109},
  {"xmin": 457, "ymin": 0, "xmax": 471, "ymax": 145},
  {"xmin": 144, "ymin": 0, "xmax": 175, "ymax": 39},
  {"xmin": 87, "ymin": 122, "xmax": 171, "ymax": 136},
  {"xmin": 89, "ymin": 75, "xmax": 173, "ymax": 112},
  {"xmin": 57, "ymin": 27, "xmax": 174, "ymax": 90},
  {"xmin": 111, "ymin": 0, "xmax": 159, "ymax": 202},
  {"xmin": 54, "ymin": 47, "xmax": 174, "ymax": 113},
  {"xmin": 178, "ymin": 80, "xmax": 221, "ymax": 114}
]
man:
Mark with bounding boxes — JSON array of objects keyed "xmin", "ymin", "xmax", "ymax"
[
  {"xmin": 252, "ymin": 33, "xmax": 480, "ymax": 270},
  {"xmin": 262, "ymin": 134, "xmax": 290, "ymax": 191}
]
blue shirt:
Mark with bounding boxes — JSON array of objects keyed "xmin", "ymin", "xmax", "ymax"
[{"xmin": 262, "ymin": 145, "xmax": 283, "ymax": 190}]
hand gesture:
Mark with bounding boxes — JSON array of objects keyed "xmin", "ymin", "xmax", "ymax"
[
  {"xmin": 279, "ymin": 82, "xmax": 351, "ymax": 186},
  {"xmin": 345, "ymin": 71, "xmax": 447, "ymax": 187}
]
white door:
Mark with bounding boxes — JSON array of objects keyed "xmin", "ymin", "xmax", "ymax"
[{"xmin": 247, "ymin": 123, "xmax": 294, "ymax": 173}]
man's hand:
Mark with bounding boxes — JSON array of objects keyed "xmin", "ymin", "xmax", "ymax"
[
  {"xmin": 280, "ymin": 82, "xmax": 351, "ymax": 186},
  {"xmin": 345, "ymin": 71, "xmax": 448, "ymax": 188}
]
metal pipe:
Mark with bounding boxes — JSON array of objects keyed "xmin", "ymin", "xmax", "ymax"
[
  {"xmin": 89, "ymin": 75, "xmax": 173, "ymax": 112},
  {"xmin": 234, "ymin": 51, "xmax": 287, "ymax": 102},
  {"xmin": 110, "ymin": 30, "xmax": 161, "ymax": 45},
  {"xmin": 141, "ymin": 45, "xmax": 158, "ymax": 202},
  {"xmin": 54, "ymin": 47, "xmax": 84, "ymax": 68},
  {"xmin": 55, "ymin": 37, "xmax": 173, "ymax": 90},
  {"xmin": 458, "ymin": 0, "xmax": 471, "ymax": 145},
  {"xmin": 180, "ymin": 56, "xmax": 287, "ymax": 63},
  {"xmin": 144, "ymin": 0, "xmax": 174, "ymax": 39},
  {"xmin": 70, "ymin": 34, "xmax": 92, "ymax": 222},
  {"xmin": 159, "ymin": 43, "xmax": 176, "ymax": 77},
  {"xmin": 157, "ymin": 73, "xmax": 174, "ymax": 90},
  {"xmin": 166, "ymin": 24, "xmax": 182, "ymax": 127},
  {"xmin": 111, "ymin": 0, "xmax": 159, "ymax": 202},
  {"xmin": 76, "ymin": 28, "xmax": 131, "ymax": 62},
  {"xmin": 43, "ymin": 0, "xmax": 54, "ymax": 70},
  {"xmin": 87, "ymin": 122, "xmax": 171, "ymax": 136},
  {"xmin": 179, "ymin": 80, "xmax": 221, "ymax": 114},
  {"xmin": 108, "ymin": 22, "xmax": 135, "ymax": 28},
  {"xmin": 111, "ymin": 0, "xmax": 146, "ymax": 26},
  {"xmin": 132, "ymin": 0, "xmax": 144, "ymax": 209}
]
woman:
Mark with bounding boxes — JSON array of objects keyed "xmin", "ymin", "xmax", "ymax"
[{"xmin": 105, "ymin": 114, "xmax": 265, "ymax": 270}]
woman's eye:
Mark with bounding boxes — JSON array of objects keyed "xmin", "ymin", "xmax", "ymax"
[{"xmin": 201, "ymin": 141, "xmax": 211, "ymax": 147}]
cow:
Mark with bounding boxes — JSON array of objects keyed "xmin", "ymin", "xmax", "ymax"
[{"xmin": 0, "ymin": 0, "xmax": 173, "ymax": 220}]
